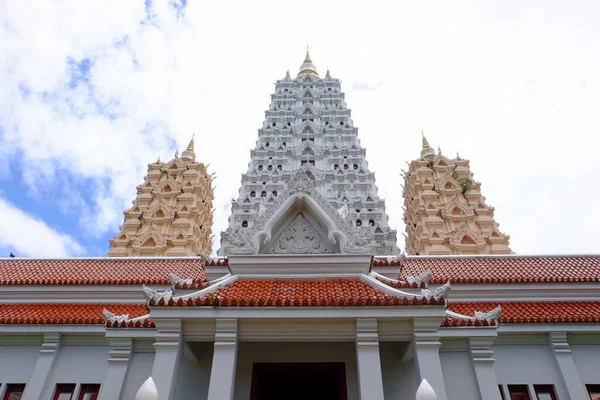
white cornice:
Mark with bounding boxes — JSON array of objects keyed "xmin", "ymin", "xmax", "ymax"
[
  {"xmin": 447, "ymin": 283, "xmax": 600, "ymax": 302},
  {"xmin": 498, "ymin": 324, "xmax": 600, "ymax": 334},
  {"xmin": 150, "ymin": 305, "xmax": 447, "ymax": 320},
  {"xmin": 0, "ymin": 324, "xmax": 107, "ymax": 334},
  {"xmin": 0, "ymin": 285, "xmax": 170, "ymax": 304},
  {"xmin": 227, "ymin": 253, "xmax": 373, "ymax": 275}
]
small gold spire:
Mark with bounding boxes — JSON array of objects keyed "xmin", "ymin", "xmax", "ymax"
[
  {"xmin": 421, "ymin": 130, "xmax": 430, "ymax": 149},
  {"xmin": 186, "ymin": 134, "xmax": 195, "ymax": 152},
  {"xmin": 304, "ymin": 46, "xmax": 312, "ymax": 63}
]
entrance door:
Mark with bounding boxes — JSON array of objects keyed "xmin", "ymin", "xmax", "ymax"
[{"xmin": 250, "ymin": 362, "xmax": 347, "ymax": 400}]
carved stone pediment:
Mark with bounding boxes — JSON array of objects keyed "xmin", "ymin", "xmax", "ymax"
[
  {"xmin": 265, "ymin": 214, "xmax": 336, "ymax": 254},
  {"xmin": 225, "ymin": 168, "xmax": 374, "ymax": 255}
]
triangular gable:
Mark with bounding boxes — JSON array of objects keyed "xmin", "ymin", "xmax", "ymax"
[
  {"xmin": 264, "ymin": 214, "xmax": 337, "ymax": 254},
  {"xmin": 225, "ymin": 168, "xmax": 374, "ymax": 255}
]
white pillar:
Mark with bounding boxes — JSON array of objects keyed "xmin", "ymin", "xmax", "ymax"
[
  {"xmin": 151, "ymin": 318, "xmax": 183, "ymax": 400},
  {"xmin": 413, "ymin": 318, "xmax": 448, "ymax": 400},
  {"xmin": 98, "ymin": 337, "xmax": 132, "ymax": 400},
  {"xmin": 355, "ymin": 318, "xmax": 385, "ymax": 400},
  {"xmin": 469, "ymin": 337, "xmax": 502, "ymax": 400},
  {"xmin": 207, "ymin": 318, "xmax": 238, "ymax": 400},
  {"xmin": 548, "ymin": 332, "xmax": 588, "ymax": 400},
  {"xmin": 22, "ymin": 332, "xmax": 61, "ymax": 400}
]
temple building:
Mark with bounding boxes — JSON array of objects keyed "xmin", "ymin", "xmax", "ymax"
[
  {"xmin": 106, "ymin": 137, "xmax": 215, "ymax": 257},
  {"xmin": 402, "ymin": 134, "xmax": 512, "ymax": 255},
  {"xmin": 218, "ymin": 50, "xmax": 398, "ymax": 256},
  {"xmin": 0, "ymin": 52, "xmax": 599, "ymax": 400}
]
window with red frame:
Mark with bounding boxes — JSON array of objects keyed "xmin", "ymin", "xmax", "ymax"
[
  {"xmin": 3, "ymin": 384, "xmax": 26, "ymax": 400},
  {"xmin": 508, "ymin": 385, "xmax": 531, "ymax": 400},
  {"xmin": 588, "ymin": 385, "xmax": 600, "ymax": 400},
  {"xmin": 53, "ymin": 384, "xmax": 75, "ymax": 400},
  {"xmin": 534, "ymin": 385, "xmax": 557, "ymax": 400},
  {"xmin": 78, "ymin": 384, "xmax": 100, "ymax": 400}
]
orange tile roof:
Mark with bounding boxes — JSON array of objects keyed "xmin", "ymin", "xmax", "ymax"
[
  {"xmin": 152, "ymin": 278, "xmax": 445, "ymax": 307},
  {"xmin": 204, "ymin": 258, "xmax": 228, "ymax": 267},
  {"xmin": 0, "ymin": 258, "xmax": 207, "ymax": 286},
  {"xmin": 444, "ymin": 301, "xmax": 600, "ymax": 326},
  {"xmin": 398, "ymin": 256, "xmax": 600, "ymax": 284},
  {"xmin": 0, "ymin": 303, "xmax": 151, "ymax": 326}
]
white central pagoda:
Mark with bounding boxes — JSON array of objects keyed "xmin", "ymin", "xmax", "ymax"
[{"xmin": 219, "ymin": 51, "xmax": 399, "ymax": 256}]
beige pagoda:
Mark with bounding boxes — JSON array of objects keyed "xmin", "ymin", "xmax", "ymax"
[
  {"xmin": 401, "ymin": 133, "xmax": 512, "ymax": 255},
  {"xmin": 106, "ymin": 136, "xmax": 215, "ymax": 257}
]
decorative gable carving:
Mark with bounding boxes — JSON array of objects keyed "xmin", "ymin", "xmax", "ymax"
[
  {"xmin": 224, "ymin": 168, "xmax": 373, "ymax": 255},
  {"xmin": 265, "ymin": 214, "xmax": 336, "ymax": 254}
]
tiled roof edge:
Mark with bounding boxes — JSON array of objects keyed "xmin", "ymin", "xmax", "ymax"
[
  {"xmin": 400, "ymin": 253, "xmax": 600, "ymax": 260},
  {"xmin": 0, "ymin": 256, "xmax": 214, "ymax": 261}
]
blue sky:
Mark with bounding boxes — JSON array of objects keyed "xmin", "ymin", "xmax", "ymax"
[{"xmin": 1, "ymin": 0, "xmax": 599, "ymax": 257}]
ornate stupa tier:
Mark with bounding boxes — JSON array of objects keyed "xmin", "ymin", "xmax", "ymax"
[
  {"xmin": 219, "ymin": 51, "xmax": 399, "ymax": 256},
  {"xmin": 107, "ymin": 135, "xmax": 215, "ymax": 257},
  {"xmin": 402, "ymin": 133, "xmax": 513, "ymax": 255}
]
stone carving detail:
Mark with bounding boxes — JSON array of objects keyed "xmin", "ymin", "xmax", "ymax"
[
  {"xmin": 226, "ymin": 168, "xmax": 374, "ymax": 255},
  {"xmin": 168, "ymin": 273, "xmax": 193, "ymax": 287},
  {"xmin": 102, "ymin": 309, "xmax": 150, "ymax": 326},
  {"xmin": 228, "ymin": 226, "xmax": 257, "ymax": 252},
  {"xmin": 142, "ymin": 285, "xmax": 173, "ymax": 303},
  {"xmin": 337, "ymin": 199, "xmax": 349, "ymax": 219},
  {"xmin": 421, "ymin": 281, "xmax": 451, "ymax": 300},
  {"xmin": 265, "ymin": 214, "xmax": 335, "ymax": 254},
  {"xmin": 407, "ymin": 270, "xmax": 432, "ymax": 288},
  {"xmin": 474, "ymin": 305, "xmax": 502, "ymax": 324},
  {"xmin": 102, "ymin": 309, "xmax": 130, "ymax": 324},
  {"xmin": 258, "ymin": 203, "xmax": 267, "ymax": 217}
]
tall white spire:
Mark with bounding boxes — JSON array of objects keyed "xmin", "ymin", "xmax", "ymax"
[{"xmin": 219, "ymin": 53, "xmax": 399, "ymax": 255}]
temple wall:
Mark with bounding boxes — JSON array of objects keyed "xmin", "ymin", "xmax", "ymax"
[
  {"xmin": 380, "ymin": 342, "xmax": 417, "ymax": 400},
  {"xmin": 43, "ymin": 344, "xmax": 109, "ymax": 398},
  {"xmin": 121, "ymin": 351, "xmax": 155, "ymax": 400},
  {"xmin": 440, "ymin": 350, "xmax": 479, "ymax": 400},
  {"xmin": 171, "ymin": 343, "xmax": 212, "ymax": 400},
  {"xmin": 0, "ymin": 345, "xmax": 39, "ymax": 383},
  {"xmin": 570, "ymin": 343, "xmax": 600, "ymax": 385},
  {"xmin": 493, "ymin": 342, "xmax": 568, "ymax": 399},
  {"xmin": 233, "ymin": 342, "xmax": 359, "ymax": 400}
]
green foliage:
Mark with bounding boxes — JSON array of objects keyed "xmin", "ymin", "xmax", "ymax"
[
  {"xmin": 459, "ymin": 178, "xmax": 472, "ymax": 194},
  {"xmin": 208, "ymin": 294, "xmax": 219, "ymax": 309},
  {"xmin": 451, "ymin": 172, "xmax": 472, "ymax": 194}
]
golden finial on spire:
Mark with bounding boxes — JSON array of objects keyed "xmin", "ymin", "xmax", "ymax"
[
  {"xmin": 297, "ymin": 46, "xmax": 320, "ymax": 78},
  {"xmin": 421, "ymin": 130, "xmax": 430, "ymax": 149},
  {"xmin": 186, "ymin": 134, "xmax": 195, "ymax": 152},
  {"xmin": 304, "ymin": 46, "xmax": 312, "ymax": 63}
]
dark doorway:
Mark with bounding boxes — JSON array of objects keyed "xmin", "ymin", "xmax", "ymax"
[{"xmin": 250, "ymin": 362, "xmax": 347, "ymax": 400}]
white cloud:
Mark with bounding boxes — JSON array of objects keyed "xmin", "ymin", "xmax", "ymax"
[
  {"xmin": 0, "ymin": 196, "xmax": 84, "ymax": 257},
  {"xmin": 0, "ymin": 0, "xmax": 599, "ymax": 255}
]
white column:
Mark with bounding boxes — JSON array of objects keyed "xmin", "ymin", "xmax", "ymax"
[
  {"xmin": 151, "ymin": 318, "xmax": 183, "ymax": 400},
  {"xmin": 469, "ymin": 337, "xmax": 502, "ymax": 400},
  {"xmin": 98, "ymin": 337, "xmax": 132, "ymax": 400},
  {"xmin": 355, "ymin": 318, "xmax": 385, "ymax": 400},
  {"xmin": 548, "ymin": 332, "xmax": 588, "ymax": 400},
  {"xmin": 207, "ymin": 318, "xmax": 238, "ymax": 400},
  {"xmin": 22, "ymin": 332, "xmax": 61, "ymax": 400},
  {"xmin": 413, "ymin": 318, "xmax": 448, "ymax": 400}
]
